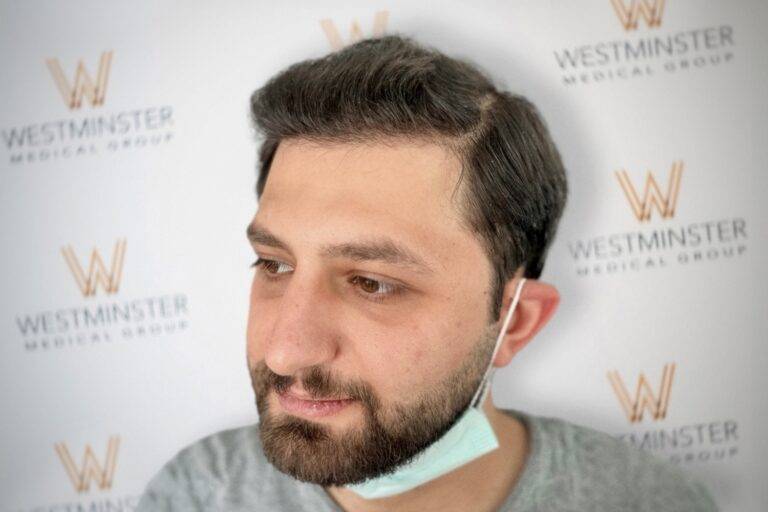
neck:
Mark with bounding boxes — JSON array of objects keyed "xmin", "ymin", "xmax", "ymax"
[{"xmin": 324, "ymin": 396, "xmax": 529, "ymax": 512}]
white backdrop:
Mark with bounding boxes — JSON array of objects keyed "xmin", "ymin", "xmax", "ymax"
[{"xmin": 1, "ymin": 1, "xmax": 765, "ymax": 510}]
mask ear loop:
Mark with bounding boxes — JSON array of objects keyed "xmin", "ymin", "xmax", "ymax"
[{"xmin": 471, "ymin": 278, "xmax": 527, "ymax": 409}]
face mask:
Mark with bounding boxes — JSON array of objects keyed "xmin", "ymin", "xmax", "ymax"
[{"xmin": 346, "ymin": 278, "xmax": 527, "ymax": 499}]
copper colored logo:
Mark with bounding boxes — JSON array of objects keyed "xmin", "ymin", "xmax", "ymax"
[
  {"xmin": 615, "ymin": 161, "xmax": 683, "ymax": 222},
  {"xmin": 607, "ymin": 363, "xmax": 675, "ymax": 423},
  {"xmin": 320, "ymin": 11, "xmax": 389, "ymax": 50},
  {"xmin": 61, "ymin": 239, "xmax": 126, "ymax": 297},
  {"xmin": 45, "ymin": 51, "xmax": 113, "ymax": 109},
  {"xmin": 55, "ymin": 436, "xmax": 120, "ymax": 493},
  {"xmin": 610, "ymin": 0, "xmax": 665, "ymax": 30}
]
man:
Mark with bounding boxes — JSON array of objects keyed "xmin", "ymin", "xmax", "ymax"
[{"xmin": 137, "ymin": 35, "xmax": 717, "ymax": 511}]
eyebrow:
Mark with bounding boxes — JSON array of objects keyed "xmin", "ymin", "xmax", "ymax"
[{"xmin": 246, "ymin": 222, "xmax": 434, "ymax": 275}]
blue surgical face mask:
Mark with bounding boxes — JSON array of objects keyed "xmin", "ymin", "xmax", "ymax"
[{"xmin": 345, "ymin": 278, "xmax": 527, "ymax": 500}]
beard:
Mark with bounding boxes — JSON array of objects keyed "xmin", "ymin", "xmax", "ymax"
[{"xmin": 248, "ymin": 323, "xmax": 499, "ymax": 487}]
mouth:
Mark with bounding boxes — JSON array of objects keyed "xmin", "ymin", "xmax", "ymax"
[{"xmin": 276, "ymin": 388, "xmax": 357, "ymax": 419}]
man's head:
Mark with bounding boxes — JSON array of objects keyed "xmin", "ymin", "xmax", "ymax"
[{"xmin": 245, "ymin": 35, "xmax": 567, "ymax": 487}]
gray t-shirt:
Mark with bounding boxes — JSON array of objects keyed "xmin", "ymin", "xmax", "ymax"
[{"xmin": 136, "ymin": 409, "xmax": 718, "ymax": 511}]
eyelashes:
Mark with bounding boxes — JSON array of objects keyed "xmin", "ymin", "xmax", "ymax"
[
  {"xmin": 251, "ymin": 257, "xmax": 292, "ymax": 275},
  {"xmin": 348, "ymin": 275, "xmax": 402, "ymax": 303},
  {"xmin": 250, "ymin": 257, "xmax": 405, "ymax": 303}
]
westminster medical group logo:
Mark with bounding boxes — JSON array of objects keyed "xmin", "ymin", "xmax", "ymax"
[
  {"xmin": 2, "ymin": 50, "xmax": 175, "ymax": 166},
  {"xmin": 320, "ymin": 10, "xmax": 389, "ymax": 50},
  {"xmin": 608, "ymin": 363, "xmax": 675, "ymax": 423},
  {"xmin": 46, "ymin": 51, "xmax": 113, "ymax": 110},
  {"xmin": 614, "ymin": 161, "xmax": 682, "ymax": 222},
  {"xmin": 14, "ymin": 239, "xmax": 190, "ymax": 353},
  {"xmin": 62, "ymin": 238, "xmax": 126, "ymax": 296},
  {"xmin": 18, "ymin": 435, "xmax": 140, "ymax": 512},
  {"xmin": 608, "ymin": 363, "xmax": 740, "ymax": 465},
  {"xmin": 552, "ymin": 1, "xmax": 737, "ymax": 86},
  {"xmin": 610, "ymin": 0, "xmax": 665, "ymax": 31},
  {"xmin": 566, "ymin": 160, "xmax": 749, "ymax": 277},
  {"xmin": 56, "ymin": 436, "xmax": 120, "ymax": 493}
]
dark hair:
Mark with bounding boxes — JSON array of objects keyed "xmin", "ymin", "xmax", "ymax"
[{"xmin": 250, "ymin": 34, "xmax": 568, "ymax": 320}]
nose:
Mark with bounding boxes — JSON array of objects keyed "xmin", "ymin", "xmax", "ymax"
[{"xmin": 263, "ymin": 271, "xmax": 340, "ymax": 377}]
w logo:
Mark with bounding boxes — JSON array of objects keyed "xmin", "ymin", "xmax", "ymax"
[
  {"xmin": 45, "ymin": 51, "xmax": 113, "ymax": 109},
  {"xmin": 615, "ymin": 161, "xmax": 683, "ymax": 222},
  {"xmin": 610, "ymin": 0, "xmax": 665, "ymax": 30},
  {"xmin": 55, "ymin": 436, "xmax": 120, "ymax": 493},
  {"xmin": 607, "ymin": 363, "xmax": 675, "ymax": 423},
  {"xmin": 320, "ymin": 11, "xmax": 389, "ymax": 50},
  {"xmin": 61, "ymin": 239, "xmax": 126, "ymax": 297}
]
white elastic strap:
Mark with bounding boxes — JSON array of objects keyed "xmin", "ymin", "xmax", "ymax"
[{"xmin": 471, "ymin": 278, "xmax": 527, "ymax": 409}]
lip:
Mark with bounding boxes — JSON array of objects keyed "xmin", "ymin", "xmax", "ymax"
[{"xmin": 276, "ymin": 389, "xmax": 356, "ymax": 418}]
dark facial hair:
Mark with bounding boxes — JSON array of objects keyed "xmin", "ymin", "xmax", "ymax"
[{"xmin": 248, "ymin": 323, "xmax": 498, "ymax": 486}]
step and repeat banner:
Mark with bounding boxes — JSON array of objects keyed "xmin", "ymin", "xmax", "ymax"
[{"xmin": 1, "ymin": 1, "xmax": 765, "ymax": 510}]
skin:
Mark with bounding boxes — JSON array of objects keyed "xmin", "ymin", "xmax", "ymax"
[{"xmin": 245, "ymin": 137, "xmax": 560, "ymax": 512}]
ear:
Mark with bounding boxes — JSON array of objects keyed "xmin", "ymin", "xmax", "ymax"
[{"xmin": 492, "ymin": 277, "xmax": 560, "ymax": 368}]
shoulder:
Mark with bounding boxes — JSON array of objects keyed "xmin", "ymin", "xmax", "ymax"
[
  {"xmin": 135, "ymin": 423, "xmax": 290, "ymax": 511},
  {"xmin": 162, "ymin": 423, "xmax": 267, "ymax": 483},
  {"xmin": 506, "ymin": 410, "xmax": 718, "ymax": 512}
]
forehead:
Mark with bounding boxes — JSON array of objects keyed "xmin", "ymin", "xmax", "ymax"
[{"xmin": 256, "ymin": 138, "xmax": 476, "ymax": 259}]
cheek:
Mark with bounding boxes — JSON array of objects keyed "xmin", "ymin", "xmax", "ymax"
[
  {"xmin": 398, "ymin": 315, "xmax": 480, "ymax": 388},
  {"xmin": 357, "ymin": 322, "xmax": 451, "ymax": 399}
]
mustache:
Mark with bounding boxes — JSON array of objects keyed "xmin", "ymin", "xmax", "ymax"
[{"xmin": 250, "ymin": 361, "xmax": 380, "ymax": 409}]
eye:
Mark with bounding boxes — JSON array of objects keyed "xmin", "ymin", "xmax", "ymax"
[
  {"xmin": 349, "ymin": 275, "xmax": 404, "ymax": 303},
  {"xmin": 251, "ymin": 257, "xmax": 293, "ymax": 278},
  {"xmin": 250, "ymin": 258, "xmax": 405, "ymax": 303}
]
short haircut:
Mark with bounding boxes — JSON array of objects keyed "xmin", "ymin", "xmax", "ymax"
[{"xmin": 250, "ymin": 34, "xmax": 568, "ymax": 320}]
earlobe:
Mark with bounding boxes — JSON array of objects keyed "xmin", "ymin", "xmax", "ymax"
[{"xmin": 492, "ymin": 279, "xmax": 560, "ymax": 367}]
